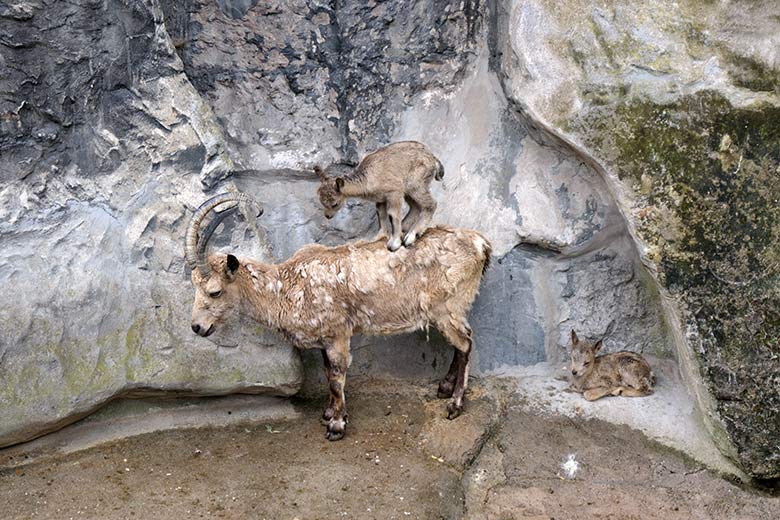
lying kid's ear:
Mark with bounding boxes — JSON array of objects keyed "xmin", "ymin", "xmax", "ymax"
[
  {"xmin": 226, "ymin": 254, "xmax": 240, "ymax": 279},
  {"xmin": 571, "ymin": 329, "xmax": 579, "ymax": 345},
  {"xmin": 335, "ymin": 177, "xmax": 345, "ymax": 192},
  {"xmin": 594, "ymin": 339, "xmax": 603, "ymax": 351},
  {"xmin": 314, "ymin": 165, "xmax": 327, "ymax": 181}
]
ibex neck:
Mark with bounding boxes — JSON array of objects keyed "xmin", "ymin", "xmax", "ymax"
[
  {"xmin": 340, "ymin": 172, "xmax": 369, "ymax": 198},
  {"xmin": 236, "ymin": 262, "xmax": 280, "ymax": 327}
]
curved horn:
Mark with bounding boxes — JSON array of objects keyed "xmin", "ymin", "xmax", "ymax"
[
  {"xmin": 196, "ymin": 204, "xmax": 239, "ymax": 260},
  {"xmin": 184, "ymin": 192, "xmax": 259, "ymax": 276}
]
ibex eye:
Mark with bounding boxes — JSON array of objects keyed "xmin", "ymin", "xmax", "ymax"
[{"xmin": 209, "ymin": 290, "xmax": 222, "ymax": 298}]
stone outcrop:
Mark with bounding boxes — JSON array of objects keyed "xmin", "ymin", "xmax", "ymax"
[
  {"xmin": 1, "ymin": 0, "xmax": 777, "ymax": 480},
  {"xmin": 493, "ymin": 0, "xmax": 780, "ymax": 479}
]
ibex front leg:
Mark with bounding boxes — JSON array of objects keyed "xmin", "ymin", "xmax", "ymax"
[
  {"xmin": 324, "ymin": 336, "xmax": 351, "ymax": 441},
  {"xmin": 320, "ymin": 349, "xmax": 335, "ymax": 424},
  {"xmin": 436, "ymin": 319, "xmax": 473, "ymax": 419}
]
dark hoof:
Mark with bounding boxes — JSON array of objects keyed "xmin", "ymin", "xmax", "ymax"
[
  {"xmin": 446, "ymin": 401, "xmax": 463, "ymax": 420},
  {"xmin": 326, "ymin": 418, "xmax": 346, "ymax": 441},
  {"xmin": 326, "ymin": 429, "xmax": 345, "ymax": 441}
]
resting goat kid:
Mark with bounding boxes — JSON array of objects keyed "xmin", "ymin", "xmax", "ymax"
[
  {"xmin": 315, "ymin": 141, "xmax": 444, "ymax": 252},
  {"xmin": 569, "ymin": 330, "xmax": 655, "ymax": 401},
  {"xmin": 185, "ymin": 193, "xmax": 491, "ymax": 441}
]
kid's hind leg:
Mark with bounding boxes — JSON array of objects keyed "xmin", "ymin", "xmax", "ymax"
[
  {"xmin": 403, "ymin": 191, "xmax": 436, "ymax": 247},
  {"xmin": 435, "ymin": 319, "xmax": 473, "ymax": 419}
]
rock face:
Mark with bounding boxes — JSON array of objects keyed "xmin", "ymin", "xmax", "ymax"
[
  {"xmin": 0, "ymin": 0, "xmax": 775, "ymax": 480},
  {"xmin": 494, "ymin": 0, "xmax": 780, "ymax": 479},
  {"xmin": 0, "ymin": 0, "xmax": 301, "ymax": 448}
]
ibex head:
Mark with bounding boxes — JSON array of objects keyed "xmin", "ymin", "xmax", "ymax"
[
  {"xmin": 184, "ymin": 193, "xmax": 261, "ymax": 337},
  {"xmin": 315, "ymin": 165, "xmax": 345, "ymax": 219},
  {"xmin": 569, "ymin": 329, "xmax": 602, "ymax": 378}
]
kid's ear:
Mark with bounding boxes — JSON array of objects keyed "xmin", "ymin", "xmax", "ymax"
[
  {"xmin": 226, "ymin": 254, "xmax": 240, "ymax": 280},
  {"xmin": 335, "ymin": 177, "xmax": 345, "ymax": 192},
  {"xmin": 314, "ymin": 165, "xmax": 327, "ymax": 181},
  {"xmin": 594, "ymin": 339, "xmax": 603, "ymax": 352},
  {"xmin": 571, "ymin": 329, "xmax": 579, "ymax": 345}
]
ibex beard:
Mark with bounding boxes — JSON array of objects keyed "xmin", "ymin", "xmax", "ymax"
[{"xmin": 186, "ymin": 194, "xmax": 491, "ymax": 441}]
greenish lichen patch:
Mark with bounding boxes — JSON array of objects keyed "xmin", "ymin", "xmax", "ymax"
[
  {"xmin": 573, "ymin": 90, "xmax": 780, "ymax": 478},
  {"xmin": 720, "ymin": 49, "xmax": 780, "ymax": 94}
]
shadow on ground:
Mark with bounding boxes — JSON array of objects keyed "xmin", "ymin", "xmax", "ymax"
[{"xmin": 1, "ymin": 377, "xmax": 777, "ymax": 519}]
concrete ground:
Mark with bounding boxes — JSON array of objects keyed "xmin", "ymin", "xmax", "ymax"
[{"xmin": 1, "ymin": 375, "xmax": 778, "ymax": 519}]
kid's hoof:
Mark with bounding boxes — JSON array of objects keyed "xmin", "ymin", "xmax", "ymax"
[
  {"xmin": 446, "ymin": 401, "xmax": 463, "ymax": 420},
  {"xmin": 402, "ymin": 232, "xmax": 417, "ymax": 247},
  {"xmin": 386, "ymin": 237, "xmax": 402, "ymax": 251}
]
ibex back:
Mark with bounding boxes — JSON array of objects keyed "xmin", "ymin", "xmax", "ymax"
[
  {"xmin": 316, "ymin": 141, "xmax": 444, "ymax": 252},
  {"xmin": 185, "ymin": 194, "xmax": 491, "ymax": 441}
]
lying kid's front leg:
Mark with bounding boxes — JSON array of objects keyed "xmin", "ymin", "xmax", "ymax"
[
  {"xmin": 324, "ymin": 336, "xmax": 351, "ymax": 441},
  {"xmin": 583, "ymin": 387, "xmax": 613, "ymax": 401}
]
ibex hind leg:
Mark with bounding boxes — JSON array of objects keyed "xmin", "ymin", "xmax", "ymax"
[
  {"xmin": 437, "ymin": 350, "xmax": 459, "ymax": 399},
  {"xmin": 436, "ymin": 320, "xmax": 473, "ymax": 419}
]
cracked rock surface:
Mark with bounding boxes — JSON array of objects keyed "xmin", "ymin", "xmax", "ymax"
[{"xmin": 1, "ymin": 0, "xmax": 778, "ymax": 481}]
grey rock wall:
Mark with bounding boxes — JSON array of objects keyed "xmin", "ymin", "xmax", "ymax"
[
  {"xmin": 491, "ymin": 0, "xmax": 780, "ymax": 479},
  {"xmin": 0, "ymin": 0, "xmax": 301, "ymax": 448},
  {"xmin": 6, "ymin": 0, "xmax": 772, "ymax": 481}
]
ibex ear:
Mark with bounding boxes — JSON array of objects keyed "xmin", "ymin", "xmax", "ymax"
[
  {"xmin": 314, "ymin": 165, "xmax": 327, "ymax": 181},
  {"xmin": 225, "ymin": 254, "xmax": 240, "ymax": 280},
  {"xmin": 335, "ymin": 177, "xmax": 345, "ymax": 193},
  {"xmin": 571, "ymin": 329, "xmax": 579, "ymax": 345},
  {"xmin": 594, "ymin": 339, "xmax": 603, "ymax": 352}
]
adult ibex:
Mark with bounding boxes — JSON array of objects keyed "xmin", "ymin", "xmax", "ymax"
[{"xmin": 185, "ymin": 193, "xmax": 491, "ymax": 440}]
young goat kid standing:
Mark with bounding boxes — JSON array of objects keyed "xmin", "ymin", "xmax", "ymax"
[
  {"xmin": 316, "ymin": 141, "xmax": 444, "ymax": 252},
  {"xmin": 569, "ymin": 330, "xmax": 655, "ymax": 401}
]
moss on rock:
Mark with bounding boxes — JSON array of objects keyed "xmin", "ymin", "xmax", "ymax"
[{"xmin": 574, "ymin": 90, "xmax": 780, "ymax": 478}]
